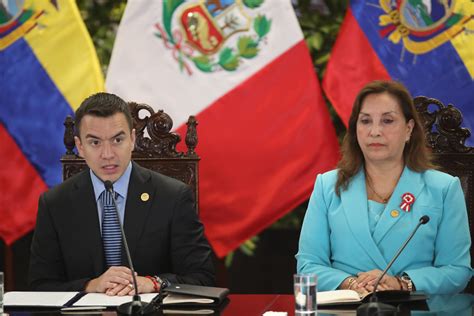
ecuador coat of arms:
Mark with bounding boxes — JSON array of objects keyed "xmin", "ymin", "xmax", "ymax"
[
  {"xmin": 377, "ymin": 0, "xmax": 472, "ymax": 55},
  {"xmin": 0, "ymin": 0, "xmax": 46, "ymax": 50}
]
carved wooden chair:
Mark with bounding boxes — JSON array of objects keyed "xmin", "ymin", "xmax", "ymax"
[
  {"xmin": 61, "ymin": 102, "xmax": 200, "ymax": 213},
  {"xmin": 414, "ymin": 96, "xmax": 474, "ymax": 294}
]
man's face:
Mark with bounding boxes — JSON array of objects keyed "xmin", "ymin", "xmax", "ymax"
[{"xmin": 75, "ymin": 113, "xmax": 135, "ymax": 183}]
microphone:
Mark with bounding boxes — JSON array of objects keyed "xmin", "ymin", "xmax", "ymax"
[
  {"xmin": 103, "ymin": 181, "xmax": 157, "ymax": 315},
  {"xmin": 357, "ymin": 215, "xmax": 430, "ymax": 316}
]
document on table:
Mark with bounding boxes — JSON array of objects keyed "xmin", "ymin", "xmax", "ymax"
[
  {"xmin": 74, "ymin": 293, "xmax": 157, "ymax": 306},
  {"xmin": 4, "ymin": 291, "xmax": 158, "ymax": 307},
  {"xmin": 4, "ymin": 292, "xmax": 80, "ymax": 307}
]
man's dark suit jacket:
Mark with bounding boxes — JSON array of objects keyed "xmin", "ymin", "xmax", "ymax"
[{"xmin": 29, "ymin": 162, "xmax": 214, "ymax": 291}]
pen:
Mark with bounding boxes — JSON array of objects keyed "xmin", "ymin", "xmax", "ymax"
[
  {"xmin": 63, "ymin": 292, "xmax": 87, "ymax": 307},
  {"xmin": 61, "ymin": 306, "xmax": 107, "ymax": 311}
]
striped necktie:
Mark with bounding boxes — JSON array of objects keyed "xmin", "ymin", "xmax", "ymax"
[{"xmin": 100, "ymin": 190, "xmax": 122, "ymax": 267}]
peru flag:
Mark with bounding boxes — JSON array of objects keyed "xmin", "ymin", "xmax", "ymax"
[
  {"xmin": 106, "ymin": 0, "xmax": 339, "ymax": 257},
  {"xmin": 324, "ymin": 0, "xmax": 474, "ymax": 140}
]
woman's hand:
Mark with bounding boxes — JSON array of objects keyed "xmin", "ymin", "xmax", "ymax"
[
  {"xmin": 338, "ymin": 276, "xmax": 370, "ymax": 296},
  {"xmin": 356, "ymin": 270, "xmax": 401, "ymax": 291}
]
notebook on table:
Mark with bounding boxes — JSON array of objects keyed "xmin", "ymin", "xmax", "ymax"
[{"xmin": 163, "ymin": 284, "xmax": 230, "ymax": 307}]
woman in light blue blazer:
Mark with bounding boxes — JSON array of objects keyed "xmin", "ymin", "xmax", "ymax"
[{"xmin": 296, "ymin": 81, "xmax": 472, "ymax": 295}]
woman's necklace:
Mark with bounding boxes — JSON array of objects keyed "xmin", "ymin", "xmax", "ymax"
[{"xmin": 366, "ymin": 179, "xmax": 392, "ymax": 204}]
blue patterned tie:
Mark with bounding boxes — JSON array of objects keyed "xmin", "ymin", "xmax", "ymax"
[{"xmin": 101, "ymin": 190, "xmax": 122, "ymax": 267}]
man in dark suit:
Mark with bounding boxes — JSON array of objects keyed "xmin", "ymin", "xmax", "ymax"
[{"xmin": 29, "ymin": 92, "xmax": 214, "ymax": 295}]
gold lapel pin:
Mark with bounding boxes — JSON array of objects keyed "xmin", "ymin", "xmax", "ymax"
[
  {"xmin": 141, "ymin": 193, "xmax": 149, "ymax": 202},
  {"xmin": 390, "ymin": 210, "xmax": 399, "ymax": 218}
]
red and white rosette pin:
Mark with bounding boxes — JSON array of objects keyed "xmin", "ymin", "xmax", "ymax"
[{"xmin": 400, "ymin": 193, "xmax": 415, "ymax": 212}]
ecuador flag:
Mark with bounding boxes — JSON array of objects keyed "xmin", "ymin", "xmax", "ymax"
[
  {"xmin": 0, "ymin": 0, "xmax": 103, "ymax": 244},
  {"xmin": 324, "ymin": 0, "xmax": 474, "ymax": 143}
]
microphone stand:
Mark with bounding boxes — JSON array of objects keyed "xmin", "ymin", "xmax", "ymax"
[
  {"xmin": 357, "ymin": 216, "xmax": 430, "ymax": 316},
  {"xmin": 104, "ymin": 181, "xmax": 159, "ymax": 316}
]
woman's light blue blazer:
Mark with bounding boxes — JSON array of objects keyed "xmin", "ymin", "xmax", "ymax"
[{"xmin": 296, "ymin": 166, "xmax": 472, "ymax": 294}]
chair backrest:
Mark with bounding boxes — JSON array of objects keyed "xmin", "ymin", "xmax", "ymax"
[
  {"xmin": 61, "ymin": 102, "xmax": 200, "ymax": 213},
  {"xmin": 414, "ymin": 96, "xmax": 473, "ymax": 293}
]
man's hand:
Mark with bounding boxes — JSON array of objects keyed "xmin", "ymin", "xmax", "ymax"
[
  {"xmin": 84, "ymin": 266, "xmax": 134, "ymax": 293},
  {"xmin": 105, "ymin": 276, "xmax": 156, "ymax": 296},
  {"xmin": 356, "ymin": 270, "xmax": 401, "ymax": 292}
]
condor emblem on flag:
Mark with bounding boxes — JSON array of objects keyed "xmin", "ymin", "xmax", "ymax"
[
  {"xmin": 0, "ymin": 1, "xmax": 44, "ymax": 50},
  {"xmin": 377, "ymin": 0, "xmax": 472, "ymax": 55},
  {"xmin": 323, "ymin": 0, "xmax": 474, "ymax": 146},
  {"xmin": 154, "ymin": 0, "xmax": 271, "ymax": 74}
]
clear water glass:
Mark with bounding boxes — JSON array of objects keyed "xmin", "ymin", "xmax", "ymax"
[
  {"xmin": 294, "ymin": 273, "xmax": 317, "ymax": 315},
  {"xmin": 0, "ymin": 271, "xmax": 3, "ymax": 314}
]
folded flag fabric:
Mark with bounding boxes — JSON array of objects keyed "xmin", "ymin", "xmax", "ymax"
[
  {"xmin": 106, "ymin": 0, "xmax": 339, "ymax": 257},
  {"xmin": 324, "ymin": 0, "xmax": 474, "ymax": 144},
  {"xmin": 0, "ymin": 0, "xmax": 104, "ymax": 244}
]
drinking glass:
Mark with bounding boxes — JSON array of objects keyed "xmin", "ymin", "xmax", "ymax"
[
  {"xmin": 294, "ymin": 273, "xmax": 317, "ymax": 315},
  {"xmin": 0, "ymin": 271, "xmax": 3, "ymax": 314}
]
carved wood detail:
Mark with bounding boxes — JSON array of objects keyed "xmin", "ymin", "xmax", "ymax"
[
  {"xmin": 63, "ymin": 116, "xmax": 76, "ymax": 156},
  {"xmin": 129, "ymin": 102, "xmax": 183, "ymax": 158},
  {"xmin": 415, "ymin": 96, "xmax": 474, "ymax": 294},
  {"xmin": 186, "ymin": 116, "xmax": 198, "ymax": 157},
  {"xmin": 62, "ymin": 162, "xmax": 88, "ymax": 180},
  {"xmin": 414, "ymin": 96, "xmax": 473, "ymax": 153}
]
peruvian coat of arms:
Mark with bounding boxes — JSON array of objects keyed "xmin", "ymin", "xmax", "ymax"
[{"xmin": 155, "ymin": 0, "xmax": 271, "ymax": 75}]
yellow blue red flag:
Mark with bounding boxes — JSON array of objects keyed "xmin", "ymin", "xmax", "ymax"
[
  {"xmin": 0, "ymin": 0, "xmax": 104, "ymax": 244},
  {"xmin": 324, "ymin": 0, "xmax": 474, "ymax": 144}
]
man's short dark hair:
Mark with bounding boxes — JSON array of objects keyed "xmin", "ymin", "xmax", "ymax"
[{"xmin": 75, "ymin": 92, "xmax": 133, "ymax": 137}]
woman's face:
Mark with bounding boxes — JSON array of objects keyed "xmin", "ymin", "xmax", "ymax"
[{"xmin": 356, "ymin": 92, "xmax": 414, "ymax": 166}]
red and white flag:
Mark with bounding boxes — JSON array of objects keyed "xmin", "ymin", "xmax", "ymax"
[{"xmin": 106, "ymin": 0, "xmax": 339, "ymax": 257}]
